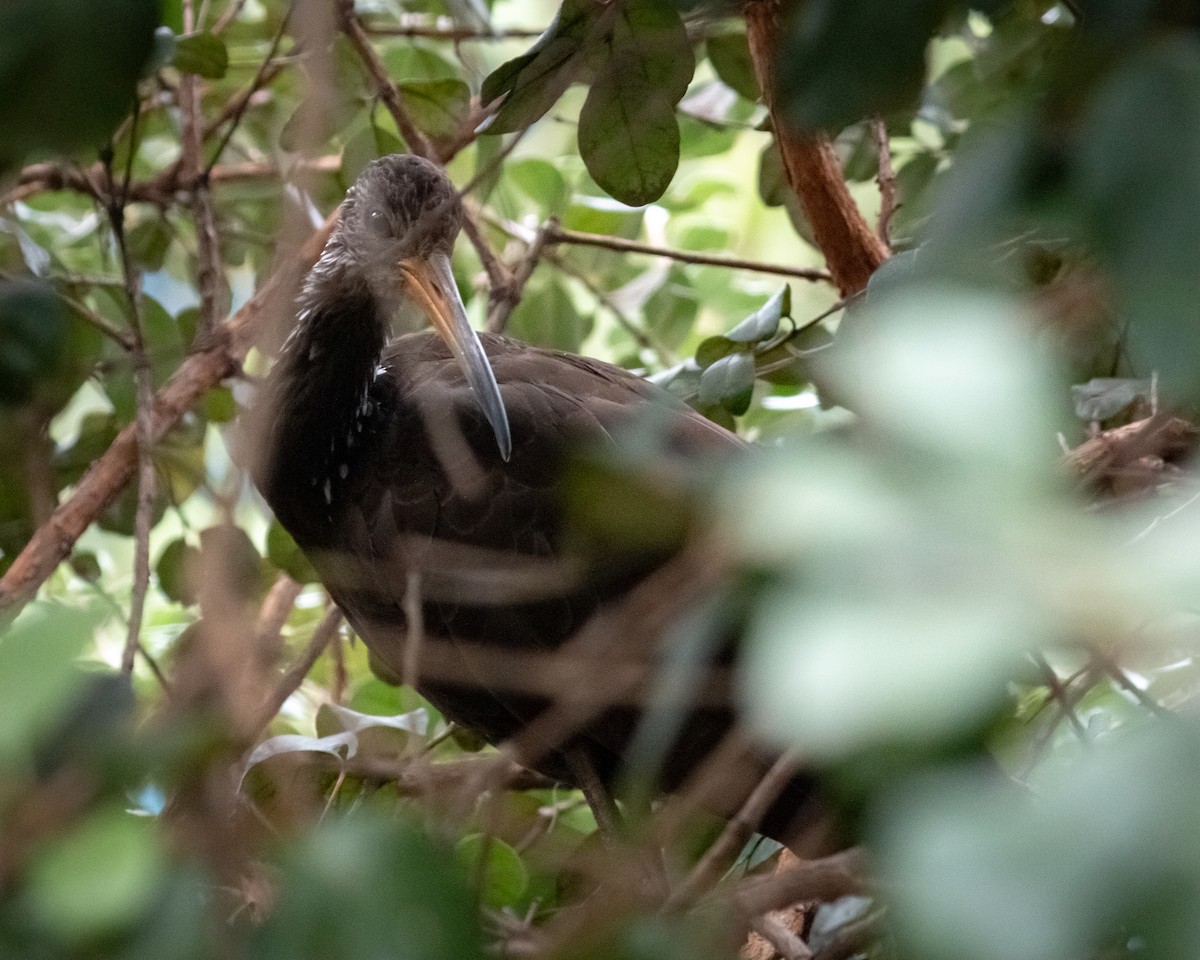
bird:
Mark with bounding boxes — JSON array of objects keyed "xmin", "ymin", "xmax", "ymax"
[{"xmin": 252, "ymin": 154, "xmax": 819, "ymax": 845}]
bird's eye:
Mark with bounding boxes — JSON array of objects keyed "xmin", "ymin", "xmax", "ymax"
[{"xmin": 367, "ymin": 209, "xmax": 389, "ymax": 237}]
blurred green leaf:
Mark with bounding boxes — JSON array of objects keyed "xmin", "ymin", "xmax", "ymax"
[
  {"xmin": 0, "ymin": 0, "xmax": 159, "ymax": 170},
  {"xmin": 456, "ymin": 834, "xmax": 529, "ymax": 908},
  {"xmin": 0, "ymin": 603, "xmax": 98, "ymax": 766},
  {"xmin": 507, "ymin": 157, "xmax": 569, "ymax": 212},
  {"xmin": 1075, "ymin": 37, "xmax": 1200, "ymax": 405},
  {"xmin": 880, "ymin": 727, "xmax": 1200, "ymax": 960},
  {"xmin": 155, "ymin": 538, "xmax": 200, "ymax": 606},
  {"xmin": 172, "ymin": 31, "xmax": 227, "ymax": 79},
  {"xmin": 25, "ymin": 806, "xmax": 165, "ymax": 941},
  {"xmin": 251, "ymin": 815, "xmax": 485, "ymax": 960},
  {"xmin": 0, "ymin": 281, "xmax": 69, "ymax": 406},
  {"xmin": 778, "ymin": 0, "xmax": 951, "ymax": 132},
  {"xmin": 507, "ymin": 280, "xmax": 591, "ymax": 352},
  {"xmin": 266, "ymin": 520, "xmax": 319, "ymax": 584},
  {"xmin": 399, "ymin": 79, "xmax": 470, "ymax": 140}
]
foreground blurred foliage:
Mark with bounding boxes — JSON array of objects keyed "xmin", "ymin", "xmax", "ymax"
[{"xmin": 4, "ymin": 0, "xmax": 1200, "ymax": 958}]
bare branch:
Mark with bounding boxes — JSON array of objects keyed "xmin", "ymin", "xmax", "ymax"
[
  {"xmin": 252, "ymin": 603, "xmax": 342, "ymax": 734},
  {"xmin": 871, "ymin": 117, "xmax": 898, "ymax": 246},
  {"xmin": 544, "ymin": 223, "xmax": 833, "ymax": 283}
]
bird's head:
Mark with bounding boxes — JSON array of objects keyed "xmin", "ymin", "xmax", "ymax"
[{"xmin": 335, "ymin": 154, "xmax": 511, "ymax": 460}]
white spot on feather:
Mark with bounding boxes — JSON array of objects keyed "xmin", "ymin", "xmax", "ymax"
[
  {"xmin": 339, "ymin": 463, "xmax": 348, "ymax": 479},
  {"xmin": 323, "ymin": 479, "xmax": 332, "ymax": 505}
]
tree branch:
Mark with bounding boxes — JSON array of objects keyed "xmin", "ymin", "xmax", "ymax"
[
  {"xmin": 743, "ymin": 1, "xmax": 889, "ymax": 295},
  {"xmin": 0, "ymin": 213, "xmax": 338, "ymax": 622},
  {"xmin": 544, "ymin": 223, "xmax": 832, "ymax": 282}
]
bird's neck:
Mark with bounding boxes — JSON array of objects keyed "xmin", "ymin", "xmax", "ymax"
[{"xmin": 259, "ymin": 254, "xmax": 390, "ymax": 543}]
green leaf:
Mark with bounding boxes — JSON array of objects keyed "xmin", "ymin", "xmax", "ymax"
[
  {"xmin": 172, "ymin": 31, "xmax": 228, "ymax": 79},
  {"xmin": 698, "ymin": 350, "xmax": 755, "ymax": 415},
  {"xmin": 507, "ymin": 157, "xmax": 569, "ymax": 212},
  {"xmin": 156, "ymin": 538, "xmax": 200, "ymax": 606},
  {"xmin": 1075, "ymin": 37, "xmax": 1200, "ymax": 405},
  {"xmin": 577, "ymin": 0, "xmax": 693, "ymax": 206},
  {"xmin": 456, "ymin": 834, "xmax": 530, "ymax": 908},
  {"xmin": 706, "ymin": 33, "xmax": 759, "ymax": 100},
  {"xmin": 399, "ymin": 79, "xmax": 470, "ymax": 140},
  {"xmin": 0, "ymin": 0, "xmax": 160, "ymax": 171},
  {"xmin": 480, "ymin": 0, "xmax": 595, "ymax": 135},
  {"xmin": 507, "ymin": 280, "xmax": 591, "ymax": 352},
  {"xmin": 0, "ymin": 280, "xmax": 68, "ymax": 406},
  {"xmin": 725, "ymin": 286, "xmax": 790, "ymax": 343},
  {"xmin": 252, "ymin": 815, "xmax": 486, "ymax": 960},
  {"xmin": 0, "ymin": 602, "xmax": 98, "ymax": 766},
  {"xmin": 26, "ymin": 806, "xmax": 165, "ymax": 941},
  {"xmin": 778, "ymin": 0, "xmax": 952, "ymax": 132},
  {"xmin": 266, "ymin": 520, "xmax": 319, "ymax": 584},
  {"xmin": 126, "ymin": 216, "xmax": 174, "ymax": 272}
]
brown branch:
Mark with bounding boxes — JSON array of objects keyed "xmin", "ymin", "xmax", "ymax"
[
  {"xmin": 252, "ymin": 572, "xmax": 303, "ymax": 665},
  {"xmin": 544, "ymin": 223, "xmax": 832, "ymax": 282},
  {"xmin": 337, "ymin": 1, "xmax": 434, "ymax": 157},
  {"xmin": 871, "ymin": 117, "xmax": 898, "ymax": 246},
  {"xmin": 0, "ymin": 212, "xmax": 338, "ymax": 622},
  {"xmin": 4, "ymin": 156, "xmax": 339, "ymax": 209},
  {"xmin": 743, "ymin": 1, "xmax": 889, "ymax": 295},
  {"xmin": 733, "ymin": 848, "xmax": 868, "ymax": 919},
  {"xmin": 361, "ymin": 19, "xmax": 543, "ymax": 41},
  {"xmin": 99, "ymin": 133, "xmax": 157, "ymax": 678},
  {"xmin": 669, "ymin": 750, "xmax": 805, "ymax": 909},
  {"xmin": 747, "ymin": 913, "xmax": 813, "ymax": 960},
  {"xmin": 252, "ymin": 603, "xmax": 342, "ymax": 733},
  {"xmin": 486, "ymin": 218, "xmax": 552, "ymax": 333},
  {"xmin": 206, "ymin": 6, "xmax": 294, "ymax": 174}
]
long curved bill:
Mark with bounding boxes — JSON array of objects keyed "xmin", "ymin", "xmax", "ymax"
[{"xmin": 398, "ymin": 250, "xmax": 513, "ymax": 461}]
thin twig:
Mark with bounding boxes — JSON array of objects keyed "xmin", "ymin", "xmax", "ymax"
[
  {"xmin": 401, "ymin": 569, "xmax": 424, "ymax": 690},
  {"xmin": 361, "ymin": 19, "xmax": 542, "ymax": 41},
  {"xmin": 1095, "ymin": 654, "xmax": 1176, "ymax": 721},
  {"xmin": 211, "ymin": 0, "xmax": 250, "ymax": 34},
  {"xmin": 180, "ymin": 0, "xmax": 225, "ymax": 337},
  {"xmin": 206, "ymin": 4, "xmax": 295, "ymax": 175},
  {"xmin": 0, "ymin": 210, "xmax": 338, "ymax": 622},
  {"xmin": 100, "ymin": 113, "xmax": 157, "ymax": 679},
  {"xmin": 486, "ymin": 217, "xmax": 553, "ymax": 333},
  {"xmin": 1032, "ymin": 653, "xmax": 1088, "ymax": 741},
  {"xmin": 871, "ymin": 117, "xmax": 897, "ymax": 246},
  {"xmin": 544, "ymin": 223, "xmax": 832, "ymax": 282},
  {"xmin": 253, "ymin": 603, "xmax": 342, "ymax": 733},
  {"xmin": 669, "ymin": 750, "xmax": 804, "ymax": 909},
  {"xmin": 542, "ymin": 249, "xmax": 673, "ymax": 365}
]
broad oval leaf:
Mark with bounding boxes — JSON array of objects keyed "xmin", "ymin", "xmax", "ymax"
[{"xmin": 577, "ymin": 0, "xmax": 693, "ymax": 206}]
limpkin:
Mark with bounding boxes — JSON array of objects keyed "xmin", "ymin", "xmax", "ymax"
[{"xmin": 254, "ymin": 154, "xmax": 817, "ymax": 844}]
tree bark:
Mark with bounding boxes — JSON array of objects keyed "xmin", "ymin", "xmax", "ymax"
[{"xmin": 743, "ymin": 0, "xmax": 889, "ymax": 296}]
